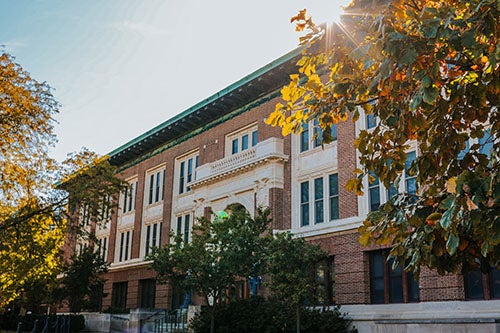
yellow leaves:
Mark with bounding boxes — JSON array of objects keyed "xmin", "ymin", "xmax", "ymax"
[
  {"xmin": 446, "ymin": 177, "xmax": 457, "ymax": 194},
  {"xmin": 346, "ymin": 178, "xmax": 364, "ymax": 196},
  {"xmin": 425, "ymin": 212, "xmax": 442, "ymax": 226},
  {"xmin": 291, "ymin": 9, "xmax": 307, "ymax": 24}
]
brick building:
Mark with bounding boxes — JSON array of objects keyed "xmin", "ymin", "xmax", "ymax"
[{"xmin": 70, "ymin": 47, "xmax": 500, "ymax": 332}]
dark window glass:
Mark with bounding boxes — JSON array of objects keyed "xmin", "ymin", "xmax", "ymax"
[
  {"xmin": 300, "ymin": 123, "xmax": 309, "ymax": 152},
  {"xmin": 465, "ymin": 270, "xmax": 484, "ymax": 300},
  {"xmin": 152, "ymin": 223, "xmax": 158, "ymax": 247},
  {"xmin": 329, "ymin": 174, "xmax": 339, "ymax": 220},
  {"xmin": 145, "ymin": 225, "xmax": 151, "ymax": 255},
  {"xmin": 232, "ymin": 138, "xmax": 239, "ymax": 154},
  {"xmin": 123, "ymin": 187, "xmax": 128, "ymax": 213},
  {"xmin": 405, "ymin": 151, "xmax": 417, "ymax": 195},
  {"xmin": 179, "ymin": 161, "xmax": 185, "ymax": 194},
  {"xmin": 149, "ymin": 174, "xmax": 154, "ymax": 204},
  {"xmin": 155, "ymin": 172, "xmax": 161, "ymax": 202},
  {"xmin": 241, "ymin": 134, "xmax": 249, "ymax": 151},
  {"xmin": 369, "ymin": 172, "xmax": 380, "ymax": 212},
  {"xmin": 111, "ymin": 282, "xmax": 128, "ymax": 312},
  {"xmin": 119, "ymin": 232, "xmax": 124, "ymax": 262},
  {"xmin": 314, "ymin": 177, "xmax": 324, "ymax": 224},
  {"xmin": 491, "ymin": 268, "xmax": 500, "ymax": 299},
  {"xmin": 252, "ymin": 130, "xmax": 258, "ymax": 146},
  {"xmin": 331, "ymin": 124, "xmax": 337, "ymax": 141},
  {"xmin": 367, "ymin": 114, "xmax": 376, "ymax": 129},
  {"xmin": 300, "ymin": 181, "xmax": 309, "ymax": 226},
  {"xmin": 139, "ymin": 279, "xmax": 155, "ymax": 308},
  {"xmin": 387, "ymin": 183, "xmax": 398, "ymax": 200},
  {"xmin": 388, "ymin": 258, "xmax": 404, "ymax": 303},
  {"xmin": 184, "ymin": 215, "xmax": 190, "ymax": 243},
  {"xmin": 187, "ymin": 158, "xmax": 193, "ymax": 183},
  {"xmin": 177, "ymin": 216, "xmax": 182, "ymax": 236},
  {"xmin": 370, "ymin": 252, "xmax": 385, "ymax": 304},
  {"xmin": 125, "ymin": 231, "xmax": 130, "ymax": 261},
  {"xmin": 313, "ymin": 119, "xmax": 322, "ymax": 148}
]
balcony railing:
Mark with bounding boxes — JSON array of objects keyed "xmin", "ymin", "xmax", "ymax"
[{"xmin": 191, "ymin": 137, "xmax": 288, "ymax": 187}]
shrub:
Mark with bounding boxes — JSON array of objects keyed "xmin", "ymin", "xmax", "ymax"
[{"xmin": 190, "ymin": 297, "xmax": 356, "ymax": 333}]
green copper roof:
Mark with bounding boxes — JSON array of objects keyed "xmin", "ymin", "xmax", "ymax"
[{"xmin": 108, "ymin": 47, "xmax": 302, "ymax": 166}]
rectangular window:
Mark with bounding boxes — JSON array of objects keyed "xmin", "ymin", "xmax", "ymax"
[
  {"xmin": 175, "ymin": 214, "xmax": 191, "ymax": 243},
  {"xmin": 465, "ymin": 267, "xmax": 500, "ymax": 300},
  {"xmin": 315, "ymin": 256, "xmax": 335, "ymax": 305},
  {"xmin": 152, "ymin": 223, "xmax": 158, "ymax": 247},
  {"xmin": 300, "ymin": 181, "xmax": 310, "ymax": 226},
  {"xmin": 252, "ymin": 130, "xmax": 258, "ymax": 146},
  {"xmin": 387, "ymin": 183, "xmax": 398, "ymax": 200},
  {"xmin": 139, "ymin": 279, "xmax": 156, "ymax": 309},
  {"xmin": 314, "ymin": 177, "xmax": 324, "ymax": 224},
  {"xmin": 123, "ymin": 181, "xmax": 137, "ymax": 213},
  {"xmin": 111, "ymin": 282, "xmax": 128, "ymax": 312},
  {"xmin": 149, "ymin": 174, "xmax": 154, "ymax": 204},
  {"xmin": 155, "ymin": 171, "xmax": 161, "ymax": 202},
  {"xmin": 366, "ymin": 114, "xmax": 377, "ymax": 129},
  {"xmin": 119, "ymin": 232, "xmax": 124, "ymax": 262},
  {"xmin": 179, "ymin": 161, "xmax": 185, "ymax": 194},
  {"xmin": 313, "ymin": 119, "xmax": 322, "ymax": 148},
  {"xmin": 369, "ymin": 250, "xmax": 419, "ymax": 304},
  {"xmin": 405, "ymin": 151, "xmax": 417, "ymax": 196},
  {"xmin": 300, "ymin": 123, "xmax": 309, "ymax": 152},
  {"xmin": 178, "ymin": 154, "xmax": 198, "ymax": 194},
  {"xmin": 184, "ymin": 215, "xmax": 190, "ymax": 243},
  {"xmin": 369, "ymin": 172, "xmax": 381, "ymax": 212},
  {"xmin": 124, "ymin": 231, "xmax": 130, "ymax": 261},
  {"xmin": 102, "ymin": 237, "xmax": 108, "ymax": 261},
  {"xmin": 232, "ymin": 138, "xmax": 239, "ymax": 154},
  {"xmin": 241, "ymin": 134, "xmax": 249, "ymax": 151},
  {"xmin": 145, "ymin": 225, "xmax": 151, "ymax": 256},
  {"xmin": 329, "ymin": 174, "xmax": 339, "ymax": 220}
]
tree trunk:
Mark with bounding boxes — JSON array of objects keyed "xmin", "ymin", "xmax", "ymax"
[
  {"xmin": 296, "ymin": 305, "xmax": 301, "ymax": 333},
  {"xmin": 210, "ymin": 306, "xmax": 215, "ymax": 333}
]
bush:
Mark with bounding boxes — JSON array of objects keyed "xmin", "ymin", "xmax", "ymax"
[
  {"xmin": 190, "ymin": 297, "xmax": 356, "ymax": 333},
  {"xmin": 0, "ymin": 314, "xmax": 85, "ymax": 332}
]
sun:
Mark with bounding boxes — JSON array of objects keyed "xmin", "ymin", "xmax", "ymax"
[{"xmin": 299, "ymin": 0, "xmax": 352, "ymax": 25}]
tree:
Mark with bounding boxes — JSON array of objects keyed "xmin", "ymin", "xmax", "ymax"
[
  {"xmin": 266, "ymin": 232, "xmax": 327, "ymax": 333},
  {"xmin": 0, "ymin": 51, "xmax": 127, "ymax": 307},
  {"xmin": 266, "ymin": 0, "xmax": 499, "ymax": 277},
  {"xmin": 148, "ymin": 206, "xmax": 271, "ymax": 333},
  {"xmin": 55, "ymin": 247, "xmax": 109, "ymax": 313}
]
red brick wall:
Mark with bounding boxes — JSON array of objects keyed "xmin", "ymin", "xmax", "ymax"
[{"xmin": 337, "ymin": 118, "xmax": 358, "ymax": 219}]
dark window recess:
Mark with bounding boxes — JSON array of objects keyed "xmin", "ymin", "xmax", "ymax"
[
  {"xmin": 315, "ymin": 256, "xmax": 336, "ymax": 306},
  {"xmin": 111, "ymin": 282, "xmax": 128, "ymax": 312},
  {"xmin": 139, "ymin": 279, "xmax": 156, "ymax": 308},
  {"xmin": 369, "ymin": 250, "xmax": 419, "ymax": 304},
  {"xmin": 465, "ymin": 267, "xmax": 500, "ymax": 300}
]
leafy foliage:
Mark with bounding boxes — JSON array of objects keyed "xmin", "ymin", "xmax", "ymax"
[
  {"xmin": 148, "ymin": 206, "xmax": 271, "ymax": 333},
  {"xmin": 54, "ymin": 247, "xmax": 109, "ymax": 313},
  {"xmin": 190, "ymin": 296, "xmax": 356, "ymax": 333},
  {"xmin": 267, "ymin": 1, "xmax": 499, "ymax": 277},
  {"xmin": 266, "ymin": 232, "xmax": 327, "ymax": 333},
  {"xmin": 0, "ymin": 51, "xmax": 128, "ymax": 307}
]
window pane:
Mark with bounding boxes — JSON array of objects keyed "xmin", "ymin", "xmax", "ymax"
[
  {"xmin": 241, "ymin": 134, "xmax": 249, "ymax": 150},
  {"xmin": 301, "ymin": 181, "xmax": 309, "ymax": 203},
  {"xmin": 387, "ymin": 184, "xmax": 398, "ymax": 199},
  {"xmin": 405, "ymin": 151, "xmax": 416, "ymax": 175},
  {"xmin": 145, "ymin": 225, "xmax": 151, "ymax": 255},
  {"xmin": 491, "ymin": 268, "xmax": 500, "ymax": 299},
  {"xmin": 300, "ymin": 123, "xmax": 309, "ymax": 152},
  {"xmin": 149, "ymin": 174, "xmax": 154, "ymax": 204},
  {"xmin": 301, "ymin": 181, "xmax": 310, "ymax": 226},
  {"xmin": 366, "ymin": 114, "xmax": 376, "ymax": 129},
  {"xmin": 184, "ymin": 215, "xmax": 190, "ymax": 243},
  {"xmin": 179, "ymin": 161, "xmax": 185, "ymax": 194},
  {"xmin": 187, "ymin": 158, "xmax": 193, "ymax": 183},
  {"xmin": 370, "ymin": 252, "xmax": 385, "ymax": 304},
  {"xmin": 331, "ymin": 124, "xmax": 337, "ymax": 141},
  {"xmin": 177, "ymin": 216, "xmax": 182, "ymax": 235},
  {"xmin": 313, "ymin": 119, "xmax": 322, "ymax": 148},
  {"xmin": 388, "ymin": 259, "xmax": 403, "ymax": 303},
  {"xmin": 329, "ymin": 197, "xmax": 339, "ymax": 220},
  {"xmin": 232, "ymin": 138, "xmax": 239, "ymax": 154},
  {"xmin": 406, "ymin": 177, "xmax": 417, "ymax": 195},
  {"xmin": 152, "ymin": 223, "xmax": 157, "ymax": 247},
  {"xmin": 407, "ymin": 271, "xmax": 420, "ymax": 302},
  {"xmin": 252, "ymin": 130, "xmax": 258, "ymax": 146},
  {"xmin": 465, "ymin": 270, "xmax": 484, "ymax": 299},
  {"xmin": 155, "ymin": 172, "xmax": 161, "ymax": 202},
  {"xmin": 301, "ymin": 203, "xmax": 309, "ymax": 227},
  {"xmin": 369, "ymin": 187, "xmax": 380, "ymax": 212},
  {"xmin": 329, "ymin": 174, "xmax": 339, "ymax": 196}
]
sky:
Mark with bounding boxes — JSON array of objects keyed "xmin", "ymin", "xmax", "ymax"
[{"xmin": 1, "ymin": 0, "xmax": 350, "ymax": 162}]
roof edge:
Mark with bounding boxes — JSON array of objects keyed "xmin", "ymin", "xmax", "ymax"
[{"xmin": 108, "ymin": 46, "xmax": 302, "ymax": 159}]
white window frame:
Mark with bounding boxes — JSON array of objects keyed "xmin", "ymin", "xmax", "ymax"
[
  {"xmin": 299, "ymin": 119, "xmax": 337, "ymax": 153},
  {"xmin": 145, "ymin": 165, "xmax": 166, "ymax": 206},
  {"xmin": 225, "ymin": 123, "xmax": 258, "ymax": 156},
  {"xmin": 121, "ymin": 178, "xmax": 138, "ymax": 214},
  {"xmin": 299, "ymin": 173, "xmax": 339, "ymax": 228},
  {"xmin": 144, "ymin": 221, "xmax": 162, "ymax": 256},
  {"xmin": 173, "ymin": 213, "xmax": 192, "ymax": 243},
  {"xmin": 175, "ymin": 151, "xmax": 199, "ymax": 195}
]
